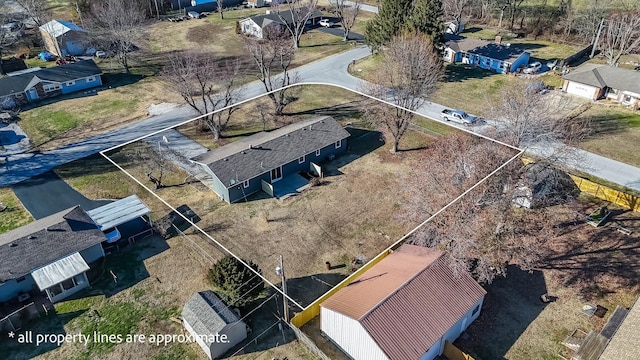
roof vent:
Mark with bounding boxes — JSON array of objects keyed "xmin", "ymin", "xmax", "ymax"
[
  {"xmin": 10, "ymin": 243, "xmax": 18, "ymax": 247},
  {"xmin": 242, "ymin": 151, "xmax": 246, "ymax": 154},
  {"xmin": 224, "ymin": 158, "xmax": 229, "ymax": 161},
  {"xmin": 28, "ymin": 235, "xmax": 36, "ymax": 239}
]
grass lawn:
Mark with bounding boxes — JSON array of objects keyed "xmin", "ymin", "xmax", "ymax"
[
  {"xmin": 577, "ymin": 105, "xmax": 640, "ymax": 167},
  {"xmin": 0, "ymin": 187, "xmax": 33, "ymax": 233}
]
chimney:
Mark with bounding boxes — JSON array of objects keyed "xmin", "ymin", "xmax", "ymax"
[{"xmin": 495, "ymin": 35, "xmax": 502, "ymax": 44}]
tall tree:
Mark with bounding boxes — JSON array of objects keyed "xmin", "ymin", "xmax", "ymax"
[
  {"xmin": 244, "ymin": 28, "xmax": 297, "ymax": 116},
  {"xmin": 443, "ymin": 0, "xmax": 470, "ymax": 29},
  {"xmin": 408, "ymin": 0, "xmax": 444, "ymax": 39},
  {"xmin": 365, "ymin": 0, "xmax": 413, "ymax": 51},
  {"xmin": 363, "ymin": 33, "xmax": 442, "ymax": 153},
  {"xmin": 14, "ymin": 0, "xmax": 50, "ymax": 27},
  {"xmin": 90, "ymin": 0, "xmax": 146, "ymax": 73},
  {"xmin": 599, "ymin": 12, "xmax": 640, "ymax": 66},
  {"xmin": 163, "ymin": 51, "xmax": 242, "ymax": 140},
  {"xmin": 271, "ymin": 0, "xmax": 319, "ymax": 48},
  {"xmin": 208, "ymin": 255, "xmax": 264, "ymax": 307},
  {"xmin": 332, "ymin": 0, "xmax": 362, "ymax": 41},
  {"xmin": 0, "ymin": 15, "xmax": 19, "ymax": 74}
]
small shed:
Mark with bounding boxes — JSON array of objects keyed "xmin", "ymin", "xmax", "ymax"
[{"xmin": 182, "ymin": 291, "xmax": 248, "ymax": 359}]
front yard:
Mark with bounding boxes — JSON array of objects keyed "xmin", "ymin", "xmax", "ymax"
[{"xmin": 0, "ymin": 187, "xmax": 33, "ymax": 233}]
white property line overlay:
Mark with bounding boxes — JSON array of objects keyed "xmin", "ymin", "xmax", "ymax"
[{"xmin": 100, "ymin": 83, "xmax": 525, "ymax": 312}]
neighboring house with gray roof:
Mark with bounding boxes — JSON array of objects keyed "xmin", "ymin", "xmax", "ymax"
[
  {"xmin": 0, "ymin": 60, "xmax": 102, "ymax": 110},
  {"xmin": 191, "ymin": 116, "xmax": 350, "ymax": 203},
  {"xmin": 238, "ymin": 7, "xmax": 322, "ymax": 39},
  {"xmin": 39, "ymin": 20, "xmax": 88, "ymax": 57},
  {"xmin": 562, "ymin": 64, "xmax": 640, "ymax": 108},
  {"xmin": 442, "ymin": 34, "xmax": 530, "ymax": 74},
  {"xmin": 0, "ymin": 206, "xmax": 106, "ymax": 304},
  {"xmin": 182, "ymin": 291, "xmax": 247, "ymax": 359}
]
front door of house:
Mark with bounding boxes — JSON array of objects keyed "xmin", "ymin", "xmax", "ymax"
[{"xmin": 271, "ymin": 166, "xmax": 282, "ymax": 183}]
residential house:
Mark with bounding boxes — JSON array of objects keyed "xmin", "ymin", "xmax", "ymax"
[
  {"xmin": 598, "ymin": 296, "xmax": 640, "ymax": 359},
  {"xmin": 562, "ymin": 64, "xmax": 640, "ymax": 109},
  {"xmin": 191, "ymin": 116, "xmax": 350, "ymax": 203},
  {"xmin": 443, "ymin": 34, "xmax": 530, "ymax": 74},
  {"xmin": 239, "ymin": 7, "xmax": 323, "ymax": 39},
  {"xmin": 39, "ymin": 20, "xmax": 88, "ymax": 57},
  {"xmin": 182, "ymin": 291, "xmax": 248, "ymax": 359},
  {"xmin": 0, "ymin": 206, "xmax": 106, "ymax": 304},
  {"xmin": 320, "ymin": 244, "xmax": 486, "ymax": 360},
  {"xmin": 0, "ymin": 60, "xmax": 103, "ymax": 109}
]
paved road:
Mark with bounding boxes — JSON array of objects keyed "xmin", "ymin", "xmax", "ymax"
[
  {"xmin": 12, "ymin": 171, "xmax": 109, "ymax": 219},
  {"xmin": 2, "ymin": 42, "xmax": 640, "ymax": 193}
]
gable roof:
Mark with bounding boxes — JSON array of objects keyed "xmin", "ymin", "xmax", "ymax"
[
  {"xmin": 444, "ymin": 34, "xmax": 527, "ymax": 62},
  {"xmin": 599, "ymin": 296, "xmax": 640, "ymax": 360},
  {"xmin": 0, "ymin": 206, "xmax": 106, "ymax": 282},
  {"xmin": 0, "ymin": 60, "xmax": 102, "ymax": 97},
  {"xmin": 563, "ymin": 64, "xmax": 640, "ymax": 94},
  {"xmin": 321, "ymin": 244, "xmax": 486, "ymax": 360},
  {"xmin": 247, "ymin": 7, "xmax": 323, "ymax": 28},
  {"xmin": 182, "ymin": 290, "xmax": 244, "ymax": 347},
  {"xmin": 40, "ymin": 20, "xmax": 86, "ymax": 38},
  {"xmin": 192, "ymin": 116, "xmax": 350, "ymax": 187}
]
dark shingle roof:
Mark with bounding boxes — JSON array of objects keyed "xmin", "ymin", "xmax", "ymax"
[
  {"xmin": 444, "ymin": 34, "xmax": 527, "ymax": 62},
  {"xmin": 192, "ymin": 116, "xmax": 350, "ymax": 187},
  {"xmin": 248, "ymin": 7, "xmax": 322, "ymax": 28},
  {"xmin": 0, "ymin": 60, "xmax": 102, "ymax": 97},
  {"xmin": 321, "ymin": 244, "xmax": 486, "ymax": 360},
  {"xmin": 563, "ymin": 64, "xmax": 640, "ymax": 94},
  {"xmin": 182, "ymin": 291, "xmax": 243, "ymax": 347},
  {"xmin": 0, "ymin": 206, "xmax": 106, "ymax": 282},
  {"xmin": 0, "ymin": 73, "xmax": 34, "ymax": 97},
  {"xmin": 35, "ymin": 60, "xmax": 102, "ymax": 82}
]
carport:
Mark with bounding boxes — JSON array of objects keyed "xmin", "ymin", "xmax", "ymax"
[{"xmin": 86, "ymin": 195, "xmax": 153, "ymax": 245}]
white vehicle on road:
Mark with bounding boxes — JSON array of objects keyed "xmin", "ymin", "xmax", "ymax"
[
  {"xmin": 441, "ymin": 109, "xmax": 482, "ymax": 126},
  {"xmin": 523, "ymin": 62, "xmax": 542, "ymax": 74}
]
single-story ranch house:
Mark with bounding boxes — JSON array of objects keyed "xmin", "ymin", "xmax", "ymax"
[
  {"xmin": 239, "ymin": 7, "xmax": 323, "ymax": 39},
  {"xmin": 562, "ymin": 64, "xmax": 640, "ymax": 109},
  {"xmin": 0, "ymin": 206, "xmax": 106, "ymax": 304},
  {"xmin": 182, "ymin": 290, "xmax": 248, "ymax": 359},
  {"xmin": 442, "ymin": 34, "xmax": 530, "ymax": 74},
  {"xmin": 320, "ymin": 244, "xmax": 486, "ymax": 360},
  {"xmin": 191, "ymin": 116, "xmax": 350, "ymax": 203},
  {"xmin": 0, "ymin": 59, "xmax": 102, "ymax": 109}
]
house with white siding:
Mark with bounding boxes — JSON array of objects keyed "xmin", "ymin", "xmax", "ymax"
[
  {"xmin": 320, "ymin": 244, "xmax": 486, "ymax": 360},
  {"xmin": 562, "ymin": 64, "xmax": 640, "ymax": 109}
]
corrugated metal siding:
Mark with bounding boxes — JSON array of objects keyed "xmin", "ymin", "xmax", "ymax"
[{"xmin": 321, "ymin": 308, "xmax": 388, "ymax": 360}]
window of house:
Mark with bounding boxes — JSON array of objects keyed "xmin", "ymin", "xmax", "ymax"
[
  {"xmin": 298, "ymin": 155, "xmax": 305, "ymax": 164},
  {"xmin": 43, "ymin": 83, "xmax": 61, "ymax": 92},
  {"xmin": 315, "ymin": 149, "xmax": 321, "ymax": 156},
  {"xmin": 87, "ymin": 76, "xmax": 95, "ymax": 82},
  {"xmin": 243, "ymin": 180, "xmax": 249, "ymax": 188},
  {"xmin": 335, "ymin": 140, "xmax": 341, "ymax": 149},
  {"xmin": 66, "ymin": 80, "xmax": 75, "ymax": 86},
  {"xmin": 47, "ymin": 284, "xmax": 63, "ymax": 298},
  {"xmin": 472, "ymin": 305, "xmax": 480, "ymax": 316},
  {"xmin": 16, "ymin": 276, "xmax": 26, "ymax": 283}
]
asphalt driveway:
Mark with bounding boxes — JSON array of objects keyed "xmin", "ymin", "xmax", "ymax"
[
  {"xmin": 316, "ymin": 25, "xmax": 364, "ymax": 41},
  {"xmin": 12, "ymin": 171, "xmax": 109, "ymax": 219}
]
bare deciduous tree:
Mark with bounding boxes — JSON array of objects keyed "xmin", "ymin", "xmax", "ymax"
[
  {"xmin": 402, "ymin": 133, "xmax": 556, "ymax": 283},
  {"xmin": 128, "ymin": 145, "xmax": 170, "ymax": 189},
  {"xmin": 271, "ymin": 0, "xmax": 319, "ymax": 48},
  {"xmin": 363, "ymin": 32, "xmax": 442, "ymax": 153},
  {"xmin": 244, "ymin": 28, "xmax": 297, "ymax": 116},
  {"xmin": 599, "ymin": 12, "xmax": 640, "ymax": 66},
  {"xmin": 90, "ymin": 0, "xmax": 146, "ymax": 73},
  {"xmin": 0, "ymin": 15, "xmax": 20, "ymax": 73},
  {"xmin": 217, "ymin": 0, "xmax": 226, "ymax": 19},
  {"xmin": 443, "ymin": 0, "xmax": 470, "ymax": 28},
  {"xmin": 332, "ymin": 0, "xmax": 362, "ymax": 41},
  {"xmin": 163, "ymin": 51, "xmax": 242, "ymax": 140},
  {"xmin": 15, "ymin": 0, "xmax": 50, "ymax": 27}
]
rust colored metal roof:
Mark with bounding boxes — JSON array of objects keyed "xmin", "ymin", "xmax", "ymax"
[{"xmin": 321, "ymin": 244, "xmax": 486, "ymax": 360}]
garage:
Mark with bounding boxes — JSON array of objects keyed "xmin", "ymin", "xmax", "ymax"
[{"xmin": 564, "ymin": 80, "xmax": 600, "ymax": 100}]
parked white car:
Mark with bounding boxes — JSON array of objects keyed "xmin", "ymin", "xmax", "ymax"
[
  {"xmin": 95, "ymin": 50, "xmax": 107, "ymax": 58},
  {"xmin": 523, "ymin": 62, "xmax": 542, "ymax": 74},
  {"xmin": 187, "ymin": 11, "xmax": 202, "ymax": 19},
  {"xmin": 319, "ymin": 19, "xmax": 335, "ymax": 28}
]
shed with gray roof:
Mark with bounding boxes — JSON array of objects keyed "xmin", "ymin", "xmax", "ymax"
[
  {"xmin": 191, "ymin": 116, "xmax": 350, "ymax": 203},
  {"xmin": 182, "ymin": 291, "xmax": 247, "ymax": 359},
  {"xmin": 562, "ymin": 64, "xmax": 640, "ymax": 108}
]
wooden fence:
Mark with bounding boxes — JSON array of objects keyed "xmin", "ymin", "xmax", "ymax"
[
  {"xmin": 570, "ymin": 175, "xmax": 640, "ymax": 212},
  {"xmin": 0, "ymin": 302, "xmax": 40, "ymax": 333},
  {"xmin": 289, "ymin": 323, "xmax": 332, "ymax": 360},
  {"xmin": 558, "ymin": 45, "xmax": 593, "ymax": 68},
  {"xmin": 443, "ymin": 340, "xmax": 476, "ymax": 360}
]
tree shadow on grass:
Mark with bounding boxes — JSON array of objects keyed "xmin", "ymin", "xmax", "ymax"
[
  {"xmin": 455, "ymin": 266, "xmax": 549, "ymax": 360},
  {"xmin": 443, "ymin": 63, "xmax": 499, "ymax": 82},
  {"xmin": 283, "ymin": 99, "xmax": 367, "ymax": 121}
]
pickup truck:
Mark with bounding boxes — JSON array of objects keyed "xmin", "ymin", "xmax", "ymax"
[{"xmin": 440, "ymin": 109, "xmax": 482, "ymax": 125}]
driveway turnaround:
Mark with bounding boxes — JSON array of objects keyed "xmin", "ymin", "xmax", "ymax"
[{"xmin": 12, "ymin": 171, "xmax": 109, "ymax": 219}]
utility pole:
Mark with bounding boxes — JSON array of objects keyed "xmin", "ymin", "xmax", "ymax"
[
  {"xmin": 275, "ymin": 255, "xmax": 289, "ymax": 322},
  {"xmin": 590, "ymin": 18, "xmax": 605, "ymax": 58}
]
